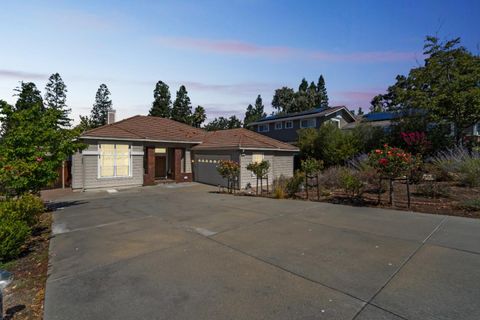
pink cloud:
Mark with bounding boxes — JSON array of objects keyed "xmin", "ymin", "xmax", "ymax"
[
  {"xmin": 0, "ymin": 69, "xmax": 47, "ymax": 80},
  {"xmin": 332, "ymin": 89, "xmax": 387, "ymax": 110},
  {"xmin": 156, "ymin": 37, "xmax": 296, "ymax": 58},
  {"xmin": 155, "ymin": 36, "xmax": 419, "ymax": 62}
]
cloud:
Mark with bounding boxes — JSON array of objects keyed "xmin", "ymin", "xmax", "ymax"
[
  {"xmin": 0, "ymin": 69, "xmax": 48, "ymax": 80},
  {"xmin": 155, "ymin": 36, "xmax": 419, "ymax": 62},
  {"xmin": 174, "ymin": 81, "xmax": 279, "ymax": 95},
  {"xmin": 332, "ymin": 89, "xmax": 386, "ymax": 109}
]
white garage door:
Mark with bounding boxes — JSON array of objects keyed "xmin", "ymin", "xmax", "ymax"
[{"xmin": 194, "ymin": 154, "xmax": 231, "ymax": 187}]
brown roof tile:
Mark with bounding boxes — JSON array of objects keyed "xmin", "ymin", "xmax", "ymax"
[
  {"xmin": 82, "ymin": 116, "xmax": 298, "ymax": 151},
  {"xmin": 191, "ymin": 128, "xmax": 298, "ymax": 151},
  {"xmin": 82, "ymin": 115, "xmax": 206, "ymax": 143}
]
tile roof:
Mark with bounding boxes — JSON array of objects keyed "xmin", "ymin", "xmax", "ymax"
[
  {"xmin": 191, "ymin": 128, "xmax": 298, "ymax": 151},
  {"xmin": 81, "ymin": 116, "xmax": 298, "ymax": 151},
  {"xmin": 82, "ymin": 115, "xmax": 206, "ymax": 143}
]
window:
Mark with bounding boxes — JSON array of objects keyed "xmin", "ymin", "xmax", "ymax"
[
  {"xmin": 300, "ymin": 118, "xmax": 316, "ymax": 128},
  {"xmin": 99, "ymin": 144, "xmax": 131, "ymax": 178},
  {"xmin": 328, "ymin": 118, "xmax": 341, "ymax": 128},
  {"xmin": 155, "ymin": 147, "xmax": 166, "ymax": 154},
  {"xmin": 474, "ymin": 123, "xmax": 480, "ymax": 136},
  {"xmin": 285, "ymin": 121, "xmax": 293, "ymax": 129},
  {"xmin": 257, "ymin": 124, "xmax": 269, "ymax": 132},
  {"xmin": 274, "ymin": 122, "xmax": 282, "ymax": 130},
  {"xmin": 252, "ymin": 153, "xmax": 264, "ymax": 164}
]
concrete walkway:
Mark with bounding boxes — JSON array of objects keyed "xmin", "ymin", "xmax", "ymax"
[{"xmin": 44, "ymin": 183, "xmax": 480, "ymax": 320}]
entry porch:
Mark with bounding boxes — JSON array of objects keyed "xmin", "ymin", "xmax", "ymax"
[{"xmin": 143, "ymin": 145, "xmax": 193, "ymax": 185}]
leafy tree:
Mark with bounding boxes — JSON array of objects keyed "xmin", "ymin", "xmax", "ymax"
[
  {"xmin": 372, "ymin": 36, "xmax": 480, "ymax": 144},
  {"xmin": 204, "ymin": 115, "xmax": 242, "ymax": 131},
  {"xmin": 191, "ymin": 105, "xmax": 207, "ymax": 128},
  {"xmin": 14, "ymin": 82, "xmax": 43, "ymax": 111},
  {"xmin": 351, "ymin": 123, "xmax": 389, "ymax": 153},
  {"xmin": 244, "ymin": 94, "xmax": 266, "ymax": 128},
  {"xmin": 149, "ymin": 80, "xmax": 171, "ymax": 118},
  {"xmin": 171, "ymin": 85, "xmax": 193, "ymax": 124},
  {"xmin": 90, "ymin": 84, "xmax": 113, "ymax": 128},
  {"xmin": 316, "ymin": 75, "xmax": 329, "ymax": 108},
  {"xmin": 297, "ymin": 123, "xmax": 360, "ymax": 166},
  {"xmin": 44, "ymin": 73, "xmax": 71, "ymax": 127},
  {"xmin": 272, "ymin": 87, "xmax": 296, "ymax": 114},
  {"xmin": 0, "ymin": 99, "xmax": 82, "ymax": 196},
  {"xmin": 357, "ymin": 107, "xmax": 364, "ymax": 115}
]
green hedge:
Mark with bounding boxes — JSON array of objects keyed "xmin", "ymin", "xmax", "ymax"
[{"xmin": 0, "ymin": 194, "xmax": 44, "ymax": 261}]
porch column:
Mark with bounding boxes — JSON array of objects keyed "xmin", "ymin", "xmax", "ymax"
[
  {"xmin": 173, "ymin": 148, "xmax": 192, "ymax": 183},
  {"xmin": 143, "ymin": 147, "xmax": 155, "ymax": 186}
]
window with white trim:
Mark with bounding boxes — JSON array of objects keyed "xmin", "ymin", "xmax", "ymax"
[
  {"xmin": 252, "ymin": 153, "xmax": 264, "ymax": 164},
  {"xmin": 300, "ymin": 118, "xmax": 316, "ymax": 128},
  {"xmin": 274, "ymin": 122, "xmax": 282, "ymax": 130},
  {"xmin": 285, "ymin": 121, "xmax": 293, "ymax": 129},
  {"xmin": 257, "ymin": 124, "xmax": 269, "ymax": 132},
  {"xmin": 328, "ymin": 118, "xmax": 341, "ymax": 128},
  {"xmin": 99, "ymin": 144, "xmax": 131, "ymax": 178}
]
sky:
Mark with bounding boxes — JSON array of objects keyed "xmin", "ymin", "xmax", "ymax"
[{"xmin": 0, "ymin": 0, "xmax": 479, "ymax": 124}]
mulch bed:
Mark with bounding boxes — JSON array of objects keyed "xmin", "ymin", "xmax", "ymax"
[
  {"xmin": 228, "ymin": 181, "xmax": 480, "ymax": 219},
  {"xmin": 1, "ymin": 212, "xmax": 52, "ymax": 320}
]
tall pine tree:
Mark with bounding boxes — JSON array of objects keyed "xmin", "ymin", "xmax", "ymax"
[
  {"xmin": 14, "ymin": 82, "xmax": 43, "ymax": 111},
  {"xmin": 149, "ymin": 80, "xmax": 171, "ymax": 118},
  {"xmin": 45, "ymin": 73, "xmax": 71, "ymax": 127},
  {"xmin": 171, "ymin": 85, "xmax": 192, "ymax": 124},
  {"xmin": 316, "ymin": 75, "xmax": 329, "ymax": 108},
  {"xmin": 244, "ymin": 94, "xmax": 267, "ymax": 128},
  {"xmin": 90, "ymin": 84, "xmax": 113, "ymax": 128}
]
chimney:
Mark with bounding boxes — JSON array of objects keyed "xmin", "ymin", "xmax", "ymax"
[{"xmin": 107, "ymin": 110, "xmax": 116, "ymax": 124}]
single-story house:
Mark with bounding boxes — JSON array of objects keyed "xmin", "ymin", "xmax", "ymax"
[
  {"xmin": 72, "ymin": 115, "xmax": 298, "ymax": 190},
  {"xmin": 248, "ymin": 106, "xmax": 357, "ymax": 143}
]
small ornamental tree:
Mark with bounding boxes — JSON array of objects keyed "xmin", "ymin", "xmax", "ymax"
[
  {"xmin": 246, "ymin": 160, "xmax": 270, "ymax": 195},
  {"xmin": 368, "ymin": 144, "xmax": 414, "ymax": 206},
  {"xmin": 300, "ymin": 157, "xmax": 323, "ymax": 200},
  {"xmin": 216, "ymin": 160, "xmax": 240, "ymax": 192},
  {"xmin": 368, "ymin": 144, "xmax": 413, "ymax": 179}
]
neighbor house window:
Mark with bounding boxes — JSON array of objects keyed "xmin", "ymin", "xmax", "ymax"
[
  {"xmin": 274, "ymin": 122, "xmax": 282, "ymax": 130},
  {"xmin": 257, "ymin": 124, "xmax": 269, "ymax": 132},
  {"xmin": 99, "ymin": 144, "xmax": 131, "ymax": 178},
  {"xmin": 300, "ymin": 118, "xmax": 316, "ymax": 128},
  {"xmin": 328, "ymin": 118, "xmax": 341, "ymax": 128},
  {"xmin": 285, "ymin": 121, "xmax": 293, "ymax": 129},
  {"xmin": 252, "ymin": 153, "xmax": 264, "ymax": 164}
]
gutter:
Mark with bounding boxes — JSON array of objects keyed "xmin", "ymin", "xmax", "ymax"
[{"xmin": 191, "ymin": 146, "xmax": 299, "ymax": 152}]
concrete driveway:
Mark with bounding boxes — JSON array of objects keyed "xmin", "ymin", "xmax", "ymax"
[{"xmin": 44, "ymin": 183, "xmax": 480, "ymax": 320}]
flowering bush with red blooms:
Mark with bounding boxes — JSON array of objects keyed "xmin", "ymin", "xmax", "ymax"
[
  {"xmin": 368, "ymin": 144, "xmax": 414, "ymax": 178},
  {"xmin": 400, "ymin": 131, "xmax": 431, "ymax": 155},
  {"xmin": 217, "ymin": 160, "xmax": 240, "ymax": 179}
]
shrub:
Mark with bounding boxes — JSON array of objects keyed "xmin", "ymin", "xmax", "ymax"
[
  {"xmin": 459, "ymin": 158, "xmax": 480, "ymax": 187},
  {"xmin": 0, "ymin": 216, "xmax": 31, "ymax": 261},
  {"xmin": 318, "ymin": 166, "xmax": 344, "ymax": 190},
  {"xmin": 457, "ymin": 199, "xmax": 480, "ymax": 211},
  {"xmin": 339, "ymin": 169, "xmax": 364, "ymax": 198},
  {"xmin": 414, "ymin": 182, "xmax": 451, "ymax": 198},
  {"xmin": 285, "ymin": 171, "xmax": 304, "ymax": 197},
  {"xmin": 0, "ymin": 194, "xmax": 44, "ymax": 227},
  {"xmin": 272, "ymin": 175, "xmax": 288, "ymax": 199},
  {"xmin": 430, "ymin": 146, "xmax": 480, "ymax": 185}
]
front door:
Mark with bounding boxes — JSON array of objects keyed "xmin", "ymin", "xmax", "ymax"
[{"xmin": 155, "ymin": 156, "xmax": 166, "ymax": 178}]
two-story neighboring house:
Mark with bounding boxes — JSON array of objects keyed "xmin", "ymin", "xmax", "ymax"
[{"xmin": 248, "ymin": 106, "xmax": 357, "ymax": 144}]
